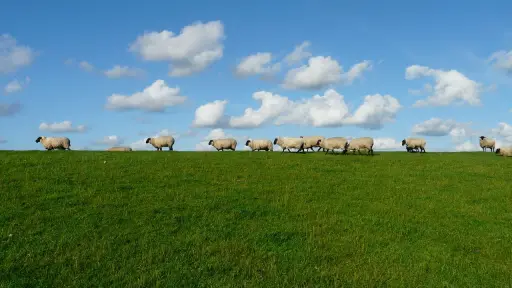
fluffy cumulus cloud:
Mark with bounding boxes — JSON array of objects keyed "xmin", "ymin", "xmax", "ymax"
[
  {"xmin": 373, "ymin": 138, "xmax": 403, "ymax": 150},
  {"xmin": 4, "ymin": 77, "xmax": 30, "ymax": 94},
  {"xmin": 0, "ymin": 102, "xmax": 22, "ymax": 116},
  {"xmin": 105, "ymin": 79, "xmax": 186, "ymax": 112},
  {"xmin": 95, "ymin": 135, "xmax": 123, "ymax": 146},
  {"xmin": 104, "ymin": 65, "xmax": 145, "ymax": 78},
  {"xmin": 79, "ymin": 61, "xmax": 94, "ymax": 72},
  {"xmin": 195, "ymin": 128, "xmax": 248, "ymax": 151},
  {"xmin": 230, "ymin": 91, "xmax": 291, "ymax": 128},
  {"xmin": 492, "ymin": 122, "xmax": 512, "ymax": 144},
  {"xmin": 235, "ymin": 53, "xmax": 280, "ymax": 77},
  {"xmin": 129, "ymin": 20, "xmax": 225, "ymax": 76},
  {"xmin": 412, "ymin": 118, "xmax": 473, "ymax": 143},
  {"xmin": 198, "ymin": 89, "xmax": 400, "ymax": 130},
  {"xmin": 192, "ymin": 100, "xmax": 228, "ymax": 127},
  {"xmin": 0, "ymin": 34, "xmax": 36, "ymax": 74},
  {"xmin": 405, "ymin": 65, "xmax": 482, "ymax": 107},
  {"xmin": 39, "ymin": 121, "xmax": 87, "ymax": 133},
  {"xmin": 455, "ymin": 141, "xmax": 480, "ymax": 152},
  {"xmin": 282, "ymin": 56, "xmax": 372, "ymax": 90},
  {"xmin": 284, "ymin": 41, "xmax": 312, "ymax": 65},
  {"xmin": 488, "ymin": 50, "xmax": 512, "ymax": 74}
]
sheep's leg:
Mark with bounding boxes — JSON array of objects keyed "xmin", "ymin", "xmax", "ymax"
[
  {"xmin": 281, "ymin": 148, "xmax": 285, "ymax": 154},
  {"xmin": 169, "ymin": 146, "xmax": 173, "ymax": 151}
]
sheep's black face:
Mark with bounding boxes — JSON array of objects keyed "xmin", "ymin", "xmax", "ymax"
[
  {"xmin": 496, "ymin": 148, "xmax": 501, "ymax": 154},
  {"xmin": 35, "ymin": 137, "xmax": 42, "ymax": 143},
  {"xmin": 316, "ymin": 139, "xmax": 321, "ymax": 145},
  {"xmin": 145, "ymin": 138, "xmax": 151, "ymax": 143},
  {"xmin": 245, "ymin": 140, "xmax": 251, "ymax": 146},
  {"xmin": 401, "ymin": 139, "xmax": 406, "ymax": 146},
  {"xmin": 273, "ymin": 138, "xmax": 278, "ymax": 145},
  {"xmin": 300, "ymin": 136, "xmax": 304, "ymax": 138},
  {"xmin": 208, "ymin": 140, "xmax": 213, "ymax": 145},
  {"xmin": 480, "ymin": 136, "xmax": 485, "ymax": 140},
  {"xmin": 344, "ymin": 142, "xmax": 349, "ymax": 149}
]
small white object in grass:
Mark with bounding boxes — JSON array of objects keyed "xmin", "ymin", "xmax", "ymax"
[
  {"xmin": 8, "ymin": 234, "xmax": 12, "ymax": 237},
  {"xmin": 104, "ymin": 161, "xmax": 106, "ymax": 164}
]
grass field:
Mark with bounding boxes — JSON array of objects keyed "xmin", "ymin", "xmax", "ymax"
[{"xmin": 1, "ymin": 151, "xmax": 512, "ymax": 287}]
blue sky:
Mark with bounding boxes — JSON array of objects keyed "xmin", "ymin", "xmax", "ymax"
[{"xmin": 1, "ymin": 0, "xmax": 512, "ymax": 151}]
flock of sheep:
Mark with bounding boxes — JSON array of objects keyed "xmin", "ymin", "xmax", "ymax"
[{"xmin": 33, "ymin": 135, "xmax": 511, "ymax": 156}]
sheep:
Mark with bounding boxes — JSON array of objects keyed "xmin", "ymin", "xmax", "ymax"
[
  {"xmin": 495, "ymin": 147, "xmax": 512, "ymax": 157},
  {"xmin": 245, "ymin": 139, "xmax": 273, "ymax": 151},
  {"xmin": 35, "ymin": 136, "xmax": 71, "ymax": 150},
  {"xmin": 344, "ymin": 137, "xmax": 374, "ymax": 155},
  {"xmin": 479, "ymin": 136, "xmax": 495, "ymax": 152},
  {"xmin": 300, "ymin": 136, "xmax": 325, "ymax": 152},
  {"xmin": 273, "ymin": 137, "xmax": 305, "ymax": 153},
  {"xmin": 208, "ymin": 138, "xmax": 237, "ymax": 151},
  {"xmin": 107, "ymin": 147, "xmax": 132, "ymax": 151},
  {"xmin": 146, "ymin": 136, "xmax": 175, "ymax": 151},
  {"xmin": 317, "ymin": 137, "xmax": 347, "ymax": 154},
  {"xmin": 402, "ymin": 138, "xmax": 427, "ymax": 153}
]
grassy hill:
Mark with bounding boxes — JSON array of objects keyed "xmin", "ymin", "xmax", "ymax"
[{"xmin": 1, "ymin": 151, "xmax": 511, "ymax": 287}]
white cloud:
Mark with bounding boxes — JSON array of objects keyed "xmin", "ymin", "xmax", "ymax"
[
  {"xmin": 405, "ymin": 65, "xmax": 482, "ymax": 107},
  {"xmin": 192, "ymin": 100, "xmax": 228, "ymax": 127},
  {"xmin": 282, "ymin": 56, "xmax": 371, "ymax": 90},
  {"xmin": 344, "ymin": 94, "xmax": 402, "ymax": 129},
  {"xmin": 492, "ymin": 122, "xmax": 512, "ymax": 143},
  {"xmin": 488, "ymin": 50, "xmax": 512, "ymax": 73},
  {"xmin": 105, "ymin": 79, "xmax": 186, "ymax": 112},
  {"xmin": 373, "ymin": 138, "xmax": 403, "ymax": 150},
  {"xmin": 95, "ymin": 135, "xmax": 123, "ymax": 146},
  {"xmin": 230, "ymin": 91, "xmax": 290, "ymax": 128},
  {"xmin": 79, "ymin": 61, "xmax": 94, "ymax": 72},
  {"xmin": 0, "ymin": 101, "xmax": 21, "ymax": 116},
  {"xmin": 39, "ymin": 121, "xmax": 87, "ymax": 133},
  {"xmin": 412, "ymin": 118, "xmax": 473, "ymax": 142},
  {"xmin": 235, "ymin": 53, "xmax": 280, "ymax": 77},
  {"xmin": 455, "ymin": 141, "xmax": 480, "ymax": 152},
  {"xmin": 210, "ymin": 89, "xmax": 400, "ymax": 130},
  {"xmin": 129, "ymin": 20, "xmax": 225, "ymax": 76},
  {"xmin": 284, "ymin": 41, "xmax": 312, "ymax": 65},
  {"xmin": 4, "ymin": 77, "xmax": 30, "ymax": 94},
  {"xmin": 104, "ymin": 65, "xmax": 145, "ymax": 78},
  {"xmin": 0, "ymin": 34, "xmax": 35, "ymax": 74}
]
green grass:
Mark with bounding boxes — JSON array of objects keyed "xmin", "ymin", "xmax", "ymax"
[{"xmin": 1, "ymin": 151, "xmax": 512, "ymax": 287}]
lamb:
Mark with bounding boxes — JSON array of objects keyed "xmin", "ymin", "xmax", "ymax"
[
  {"xmin": 317, "ymin": 137, "xmax": 348, "ymax": 154},
  {"xmin": 479, "ymin": 136, "xmax": 495, "ymax": 152},
  {"xmin": 107, "ymin": 147, "xmax": 132, "ymax": 151},
  {"xmin": 344, "ymin": 137, "xmax": 374, "ymax": 155},
  {"xmin": 273, "ymin": 137, "xmax": 305, "ymax": 153},
  {"xmin": 495, "ymin": 147, "xmax": 512, "ymax": 157},
  {"xmin": 245, "ymin": 139, "xmax": 273, "ymax": 151},
  {"xmin": 208, "ymin": 138, "xmax": 237, "ymax": 151},
  {"xmin": 35, "ymin": 136, "xmax": 71, "ymax": 150},
  {"xmin": 146, "ymin": 136, "xmax": 175, "ymax": 151},
  {"xmin": 300, "ymin": 136, "xmax": 325, "ymax": 152},
  {"xmin": 402, "ymin": 138, "xmax": 426, "ymax": 153}
]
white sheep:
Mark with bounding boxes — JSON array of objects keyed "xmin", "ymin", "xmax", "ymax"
[
  {"xmin": 479, "ymin": 136, "xmax": 495, "ymax": 152},
  {"xmin": 300, "ymin": 136, "xmax": 325, "ymax": 152},
  {"xmin": 317, "ymin": 137, "xmax": 347, "ymax": 154},
  {"xmin": 107, "ymin": 147, "xmax": 132, "ymax": 151},
  {"xmin": 146, "ymin": 136, "xmax": 175, "ymax": 151},
  {"xmin": 208, "ymin": 138, "xmax": 237, "ymax": 151},
  {"xmin": 495, "ymin": 147, "xmax": 512, "ymax": 157},
  {"xmin": 402, "ymin": 138, "xmax": 427, "ymax": 153},
  {"xmin": 35, "ymin": 136, "xmax": 71, "ymax": 150},
  {"xmin": 245, "ymin": 139, "xmax": 273, "ymax": 151},
  {"xmin": 344, "ymin": 137, "xmax": 374, "ymax": 155},
  {"xmin": 273, "ymin": 137, "xmax": 305, "ymax": 153}
]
